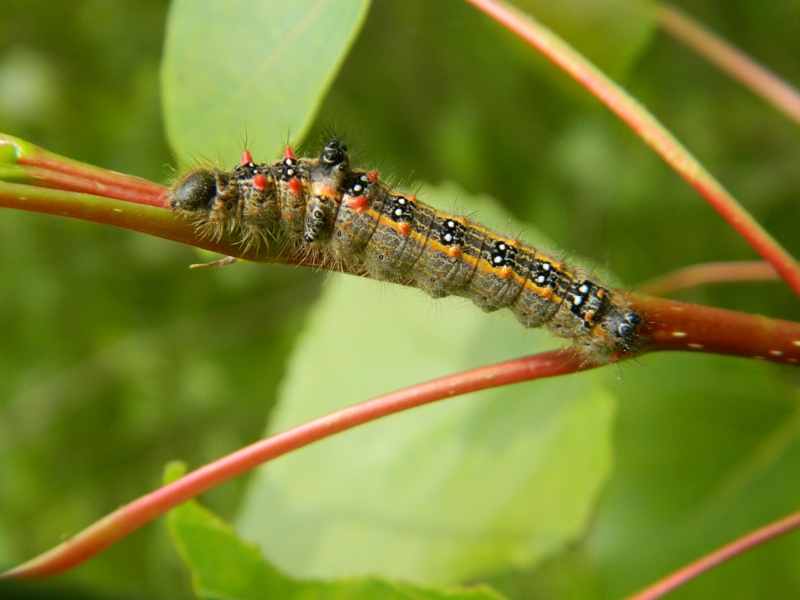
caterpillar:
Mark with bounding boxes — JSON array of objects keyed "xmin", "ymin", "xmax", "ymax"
[{"xmin": 168, "ymin": 139, "xmax": 643, "ymax": 363}]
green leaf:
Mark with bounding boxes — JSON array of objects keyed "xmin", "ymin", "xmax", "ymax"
[
  {"xmin": 498, "ymin": 355, "xmax": 800, "ymax": 600},
  {"xmin": 586, "ymin": 354, "xmax": 800, "ymax": 599},
  {"xmin": 236, "ymin": 183, "xmax": 618, "ymax": 585},
  {"xmin": 167, "ymin": 482, "xmax": 506, "ymax": 600},
  {"xmin": 160, "ymin": 0, "xmax": 372, "ymax": 162}
]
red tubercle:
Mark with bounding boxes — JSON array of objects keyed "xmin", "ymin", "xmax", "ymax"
[
  {"xmin": 252, "ymin": 174, "xmax": 267, "ymax": 191},
  {"xmin": 240, "ymin": 149, "xmax": 253, "ymax": 166},
  {"xmin": 283, "ymin": 146, "xmax": 296, "ymax": 160},
  {"xmin": 346, "ymin": 195, "xmax": 368, "ymax": 213},
  {"xmin": 367, "ymin": 171, "xmax": 379, "ymax": 182},
  {"xmin": 288, "ymin": 177, "xmax": 302, "ymax": 196}
]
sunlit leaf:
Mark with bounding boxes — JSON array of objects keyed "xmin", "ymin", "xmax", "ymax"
[{"xmin": 161, "ymin": 0, "xmax": 371, "ymax": 161}]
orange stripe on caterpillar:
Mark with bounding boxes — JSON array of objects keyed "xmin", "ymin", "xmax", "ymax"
[{"xmin": 168, "ymin": 139, "xmax": 643, "ymax": 363}]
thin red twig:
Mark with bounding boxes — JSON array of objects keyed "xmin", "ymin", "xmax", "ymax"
[
  {"xmin": 626, "ymin": 509, "xmax": 800, "ymax": 600},
  {"xmin": 2, "ymin": 349, "xmax": 591, "ymax": 580},
  {"xmin": 657, "ymin": 3, "xmax": 800, "ymax": 126},
  {"xmin": 1, "ymin": 135, "xmax": 167, "ymax": 206},
  {"xmin": 638, "ymin": 261, "xmax": 780, "ymax": 296},
  {"xmin": 17, "ymin": 165, "xmax": 166, "ymax": 205},
  {"xmin": 462, "ymin": 0, "xmax": 800, "ymax": 298}
]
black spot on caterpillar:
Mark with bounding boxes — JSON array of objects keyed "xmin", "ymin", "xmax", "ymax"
[{"xmin": 169, "ymin": 140, "xmax": 643, "ymax": 363}]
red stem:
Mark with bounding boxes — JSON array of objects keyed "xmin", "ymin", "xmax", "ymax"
[
  {"xmin": 21, "ymin": 166, "xmax": 166, "ymax": 206},
  {"xmin": 630, "ymin": 293, "xmax": 800, "ymax": 366},
  {"xmin": 2, "ymin": 350, "xmax": 591, "ymax": 580},
  {"xmin": 657, "ymin": 3, "xmax": 800, "ymax": 126},
  {"xmin": 626, "ymin": 509, "xmax": 800, "ymax": 600},
  {"xmin": 2, "ymin": 180, "xmax": 798, "ymax": 369},
  {"xmin": 462, "ymin": 0, "xmax": 800, "ymax": 298},
  {"xmin": 17, "ymin": 155, "xmax": 167, "ymax": 206},
  {"xmin": 638, "ymin": 261, "xmax": 780, "ymax": 296}
]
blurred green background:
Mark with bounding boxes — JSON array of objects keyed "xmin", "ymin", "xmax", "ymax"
[{"xmin": 1, "ymin": 0, "xmax": 799, "ymax": 598}]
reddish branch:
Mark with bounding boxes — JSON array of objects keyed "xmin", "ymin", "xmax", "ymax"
[
  {"xmin": 2, "ymin": 136, "xmax": 166, "ymax": 206},
  {"xmin": 639, "ymin": 261, "xmax": 780, "ymax": 296},
  {"xmin": 2, "ymin": 349, "xmax": 591, "ymax": 579},
  {"xmin": 626, "ymin": 509, "xmax": 800, "ymax": 600},
  {"xmin": 657, "ymin": 3, "xmax": 800, "ymax": 127},
  {"xmin": 462, "ymin": 0, "xmax": 800, "ymax": 298}
]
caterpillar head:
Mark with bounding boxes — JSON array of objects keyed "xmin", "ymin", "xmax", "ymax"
[
  {"xmin": 614, "ymin": 311, "xmax": 642, "ymax": 353},
  {"xmin": 600, "ymin": 309, "xmax": 643, "ymax": 358}
]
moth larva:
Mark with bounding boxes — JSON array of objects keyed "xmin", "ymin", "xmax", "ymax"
[{"xmin": 169, "ymin": 140, "xmax": 643, "ymax": 363}]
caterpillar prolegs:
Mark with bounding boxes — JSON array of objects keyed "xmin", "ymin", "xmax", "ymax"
[{"xmin": 169, "ymin": 140, "xmax": 643, "ymax": 363}]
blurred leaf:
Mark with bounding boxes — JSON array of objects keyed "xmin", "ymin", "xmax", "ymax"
[
  {"xmin": 236, "ymin": 183, "xmax": 617, "ymax": 585},
  {"xmin": 160, "ymin": 0, "xmax": 372, "ymax": 162},
  {"xmin": 488, "ymin": 355, "xmax": 800, "ymax": 600},
  {"xmin": 167, "ymin": 466, "xmax": 507, "ymax": 600},
  {"xmin": 587, "ymin": 354, "xmax": 800, "ymax": 599}
]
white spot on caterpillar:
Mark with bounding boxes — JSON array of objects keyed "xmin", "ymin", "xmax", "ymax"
[
  {"xmin": 769, "ymin": 350, "xmax": 783, "ymax": 357},
  {"xmin": 672, "ymin": 331, "xmax": 688, "ymax": 338},
  {"xmin": 687, "ymin": 343, "xmax": 703, "ymax": 349}
]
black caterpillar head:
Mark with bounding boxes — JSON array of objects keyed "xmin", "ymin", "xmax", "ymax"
[
  {"xmin": 319, "ymin": 139, "xmax": 349, "ymax": 173},
  {"xmin": 169, "ymin": 169, "xmax": 218, "ymax": 212},
  {"xmin": 615, "ymin": 311, "xmax": 642, "ymax": 353}
]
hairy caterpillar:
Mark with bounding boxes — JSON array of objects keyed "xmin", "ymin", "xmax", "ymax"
[{"xmin": 168, "ymin": 140, "xmax": 642, "ymax": 363}]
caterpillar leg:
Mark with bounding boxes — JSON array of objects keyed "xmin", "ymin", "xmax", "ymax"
[{"xmin": 189, "ymin": 256, "xmax": 241, "ymax": 269}]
